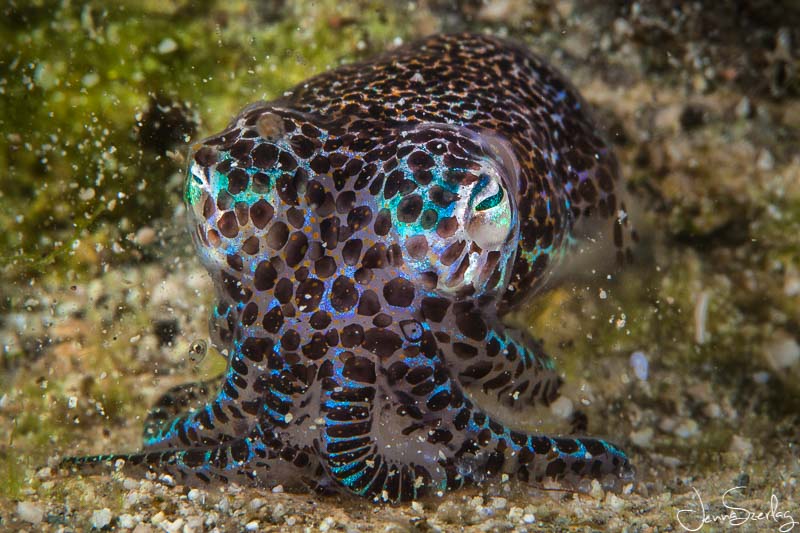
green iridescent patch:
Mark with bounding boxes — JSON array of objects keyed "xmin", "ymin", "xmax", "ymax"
[
  {"xmin": 184, "ymin": 170, "xmax": 203, "ymax": 206},
  {"xmin": 475, "ymin": 188, "xmax": 504, "ymax": 211}
]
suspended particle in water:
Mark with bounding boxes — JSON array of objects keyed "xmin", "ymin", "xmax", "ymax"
[{"xmin": 188, "ymin": 339, "xmax": 208, "ymax": 363}]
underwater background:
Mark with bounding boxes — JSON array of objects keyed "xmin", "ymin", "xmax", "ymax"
[{"xmin": 1, "ymin": 0, "xmax": 799, "ymax": 530}]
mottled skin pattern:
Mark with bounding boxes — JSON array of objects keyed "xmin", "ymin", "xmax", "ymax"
[{"xmin": 63, "ymin": 33, "xmax": 635, "ymax": 502}]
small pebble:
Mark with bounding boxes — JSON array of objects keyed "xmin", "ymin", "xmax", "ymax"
[
  {"xmin": 16, "ymin": 501, "xmax": 44, "ymax": 524},
  {"xmin": 549, "ymin": 396, "xmax": 574, "ymax": 419},
  {"xmin": 319, "ymin": 517, "xmax": 336, "ymax": 532},
  {"xmin": 660, "ymin": 417, "xmax": 678, "ymax": 433},
  {"xmin": 630, "ymin": 427, "xmax": 654, "ymax": 448},
  {"xmin": 476, "ymin": 0, "xmax": 521, "ymax": 23},
  {"xmin": 150, "ymin": 511, "xmax": 166, "ymax": 525},
  {"xmin": 134, "ymin": 226, "xmax": 157, "ymax": 246},
  {"xmin": 245, "ymin": 521, "xmax": 260, "ymax": 531},
  {"xmin": 784, "ymin": 268, "xmax": 800, "ymax": 296},
  {"xmin": 271, "ymin": 503, "xmax": 286, "ymax": 521},
  {"xmin": 118, "ymin": 514, "xmax": 136, "ymax": 529},
  {"xmin": 735, "ymin": 96, "xmax": 752, "ymax": 119},
  {"xmin": 674, "ymin": 419, "xmax": 699, "ymax": 439},
  {"xmin": 589, "ymin": 479, "xmax": 605, "ymax": 499},
  {"xmin": 756, "ymin": 149, "xmax": 775, "ymax": 171},
  {"xmin": 81, "ymin": 73, "xmax": 99, "ymax": 89},
  {"xmin": 216, "ymin": 497, "xmax": 230, "ymax": 513},
  {"xmin": 605, "ymin": 493, "xmax": 625, "ymax": 512},
  {"xmin": 704, "ymin": 402, "xmax": 722, "ymax": 418},
  {"xmin": 694, "ymin": 291, "xmax": 710, "ymax": 345},
  {"xmin": 162, "ymin": 518, "xmax": 184, "ymax": 533},
  {"xmin": 508, "ymin": 506, "xmax": 523, "ymax": 522},
  {"xmin": 435, "ymin": 501, "xmax": 461, "ymax": 523},
  {"xmin": 157, "ymin": 473, "xmax": 175, "ymax": 486},
  {"xmin": 186, "ymin": 516, "xmax": 204, "ymax": 530},
  {"xmin": 91, "ymin": 508, "xmax": 112, "ymax": 529},
  {"xmin": 249, "ymin": 497, "xmax": 266, "ymax": 511},
  {"xmin": 752, "ymin": 371, "xmax": 771, "ymax": 384},
  {"xmin": 79, "ymin": 187, "xmax": 96, "ymax": 200},
  {"xmin": 490, "ymin": 497, "xmax": 507, "ymax": 510},
  {"xmin": 157, "ymin": 38, "xmax": 178, "ymax": 54},
  {"xmin": 613, "ymin": 17, "xmax": 634, "ymax": 39},
  {"xmin": 764, "ymin": 330, "xmax": 800, "ymax": 370},
  {"xmin": 629, "ymin": 351, "xmax": 649, "ymax": 381}
]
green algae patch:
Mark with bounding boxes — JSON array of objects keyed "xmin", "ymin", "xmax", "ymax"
[
  {"xmin": 0, "ymin": 0, "xmax": 417, "ymax": 284},
  {"xmin": 0, "ymin": 427, "xmax": 25, "ymax": 501}
]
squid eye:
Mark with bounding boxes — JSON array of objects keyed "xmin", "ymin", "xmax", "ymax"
[
  {"xmin": 475, "ymin": 187, "xmax": 504, "ymax": 211},
  {"xmin": 471, "ymin": 173, "xmax": 506, "ymax": 213},
  {"xmin": 467, "ymin": 173, "xmax": 513, "ymax": 251}
]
